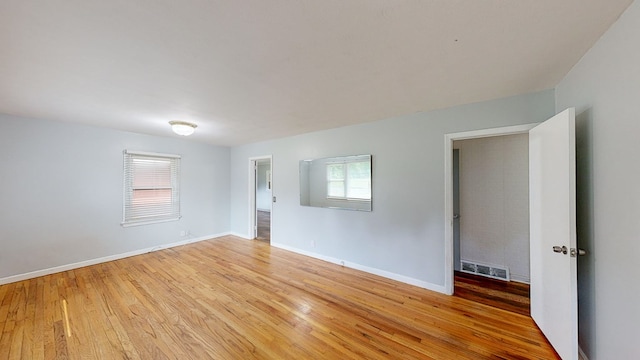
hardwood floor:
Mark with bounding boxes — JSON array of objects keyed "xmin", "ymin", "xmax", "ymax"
[
  {"xmin": 454, "ymin": 271, "xmax": 531, "ymax": 316},
  {"xmin": 256, "ymin": 210, "xmax": 271, "ymax": 242},
  {"xmin": 0, "ymin": 236, "xmax": 559, "ymax": 359}
]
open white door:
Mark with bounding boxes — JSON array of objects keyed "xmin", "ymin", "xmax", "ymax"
[{"xmin": 529, "ymin": 108, "xmax": 578, "ymax": 360}]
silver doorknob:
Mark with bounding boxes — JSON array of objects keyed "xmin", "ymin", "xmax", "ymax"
[
  {"xmin": 552, "ymin": 245, "xmax": 568, "ymax": 254},
  {"xmin": 453, "ymin": 214, "xmax": 460, "ymax": 219},
  {"xmin": 570, "ymin": 248, "xmax": 587, "ymax": 257}
]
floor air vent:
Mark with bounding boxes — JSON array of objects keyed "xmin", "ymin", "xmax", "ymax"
[{"xmin": 461, "ymin": 260, "xmax": 510, "ymax": 281}]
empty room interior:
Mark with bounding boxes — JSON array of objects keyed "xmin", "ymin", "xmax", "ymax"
[{"xmin": 1, "ymin": 1, "xmax": 638, "ymax": 359}]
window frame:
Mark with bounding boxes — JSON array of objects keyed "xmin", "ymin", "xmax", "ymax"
[{"xmin": 121, "ymin": 150, "xmax": 181, "ymax": 227}]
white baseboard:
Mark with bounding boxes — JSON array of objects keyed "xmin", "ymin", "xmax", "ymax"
[
  {"xmin": 509, "ymin": 274, "xmax": 531, "ymax": 284},
  {"xmin": 271, "ymin": 242, "xmax": 447, "ymax": 294},
  {"xmin": 579, "ymin": 346, "xmax": 589, "ymax": 360},
  {"xmin": 229, "ymin": 232, "xmax": 253, "ymax": 240},
  {"xmin": 0, "ymin": 232, "xmax": 229, "ymax": 285}
]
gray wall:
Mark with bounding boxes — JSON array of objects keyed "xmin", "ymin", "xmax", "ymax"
[
  {"xmin": 230, "ymin": 90, "xmax": 554, "ymax": 289},
  {"xmin": 455, "ymin": 134, "xmax": 530, "ymax": 283},
  {"xmin": 555, "ymin": 1, "xmax": 640, "ymax": 359},
  {"xmin": 0, "ymin": 114, "xmax": 230, "ymax": 280}
]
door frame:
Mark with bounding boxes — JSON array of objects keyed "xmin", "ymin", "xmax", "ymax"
[
  {"xmin": 443, "ymin": 124, "xmax": 537, "ymax": 295},
  {"xmin": 248, "ymin": 155, "xmax": 273, "ymax": 240}
]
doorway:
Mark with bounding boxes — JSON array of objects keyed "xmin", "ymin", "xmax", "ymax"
[
  {"xmin": 445, "ymin": 110, "xmax": 579, "ymax": 360},
  {"xmin": 249, "ymin": 156, "xmax": 272, "ymax": 243},
  {"xmin": 444, "ymin": 124, "xmax": 536, "ymax": 295},
  {"xmin": 452, "ymin": 134, "xmax": 531, "ymax": 315}
]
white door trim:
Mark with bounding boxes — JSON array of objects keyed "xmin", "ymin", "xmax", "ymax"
[
  {"xmin": 248, "ymin": 155, "xmax": 273, "ymax": 240},
  {"xmin": 443, "ymin": 123, "xmax": 538, "ymax": 295}
]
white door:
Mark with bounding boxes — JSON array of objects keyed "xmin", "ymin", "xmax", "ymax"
[{"xmin": 529, "ymin": 108, "xmax": 578, "ymax": 360}]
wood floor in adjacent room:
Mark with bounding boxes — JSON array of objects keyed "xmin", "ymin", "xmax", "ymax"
[
  {"xmin": 256, "ymin": 210, "xmax": 271, "ymax": 242},
  {"xmin": 0, "ymin": 236, "xmax": 559, "ymax": 359},
  {"xmin": 454, "ymin": 271, "xmax": 531, "ymax": 317}
]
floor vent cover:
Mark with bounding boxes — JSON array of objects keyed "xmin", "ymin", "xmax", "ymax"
[{"xmin": 461, "ymin": 260, "xmax": 510, "ymax": 281}]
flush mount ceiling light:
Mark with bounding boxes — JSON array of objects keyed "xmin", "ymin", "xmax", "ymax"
[{"xmin": 169, "ymin": 121, "xmax": 197, "ymax": 136}]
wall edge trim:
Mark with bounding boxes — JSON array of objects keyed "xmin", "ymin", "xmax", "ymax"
[
  {"xmin": 271, "ymin": 242, "xmax": 447, "ymax": 294},
  {"xmin": 578, "ymin": 345, "xmax": 589, "ymax": 360},
  {"xmin": 229, "ymin": 232, "xmax": 253, "ymax": 240},
  {"xmin": 0, "ymin": 232, "xmax": 229, "ymax": 285}
]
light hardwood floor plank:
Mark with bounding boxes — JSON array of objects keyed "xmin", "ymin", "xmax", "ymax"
[{"xmin": 0, "ymin": 236, "xmax": 560, "ymax": 359}]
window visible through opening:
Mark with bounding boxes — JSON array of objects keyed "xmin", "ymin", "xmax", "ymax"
[{"xmin": 326, "ymin": 160, "xmax": 371, "ymax": 200}]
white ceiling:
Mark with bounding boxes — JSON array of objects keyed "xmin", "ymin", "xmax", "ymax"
[{"xmin": 0, "ymin": 1, "xmax": 632, "ymax": 146}]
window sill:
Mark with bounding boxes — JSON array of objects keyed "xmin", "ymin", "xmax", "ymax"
[{"xmin": 121, "ymin": 216, "xmax": 181, "ymax": 228}]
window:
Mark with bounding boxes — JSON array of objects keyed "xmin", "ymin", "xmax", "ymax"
[
  {"xmin": 326, "ymin": 159, "xmax": 371, "ymax": 200},
  {"xmin": 122, "ymin": 150, "xmax": 181, "ymax": 226}
]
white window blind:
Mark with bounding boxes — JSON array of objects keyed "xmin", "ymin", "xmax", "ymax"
[{"xmin": 122, "ymin": 150, "xmax": 181, "ymax": 227}]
